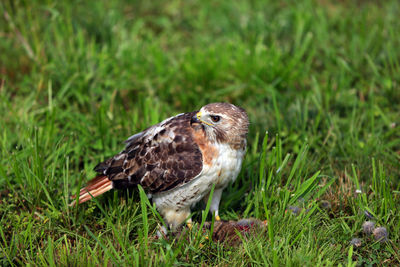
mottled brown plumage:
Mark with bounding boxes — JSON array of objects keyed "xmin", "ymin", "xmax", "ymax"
[
  {"xmin": 93, "ymin": 112, "xmax": 203, "ymax": 193},
  {"xmin": 71, "ymin": 103, "xmax": 249, "ymax": 230}
]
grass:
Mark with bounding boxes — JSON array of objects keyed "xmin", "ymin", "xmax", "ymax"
[{"xmin": 1, "ymin": 0, "xmax": 400, "ymax": 265}]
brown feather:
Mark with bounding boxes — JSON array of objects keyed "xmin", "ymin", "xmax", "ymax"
[
  {"xmin": 71, "ymin": 103, "xmax": 248, "ymax": 208},
  {"xmin": 95, "ymin": 112, "xmax": 203, "ymax": 194},
  {"xmin": 69, "ymin": 175, "xmax": 113, "ymax": 206}
]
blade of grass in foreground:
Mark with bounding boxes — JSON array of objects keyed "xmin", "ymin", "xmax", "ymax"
[
  {"xmin": 138, "ymin": 185, "xmax": 149, "ymax": 255},
  {"xmin": 84, "ymin": 225, "xmax": 120, "ymax": 266},
  {"xmin": 289, "ymin": 171, "xmax": 321, "ymax": 205},
  {"xmin": 195, "ymin": 184, "xmax": 215, "ymax": 247}
]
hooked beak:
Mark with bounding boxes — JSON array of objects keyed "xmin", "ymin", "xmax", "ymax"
[
  {"xmin": 191, "ymin": 112, "xmax": 202, "ymax": 124},
  {"xmin": 191, "ymin": 111, "xmax": 213, "ymax": 126}
]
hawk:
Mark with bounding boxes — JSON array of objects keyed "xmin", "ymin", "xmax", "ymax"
[{"xmin": 71, "ymin": 103, "xmax": 249, "ymax": 230}]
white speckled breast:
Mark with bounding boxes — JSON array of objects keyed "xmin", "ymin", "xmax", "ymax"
[{"xmin": 152, "ymin": 142, "xmax": 245, "ymax": 211}]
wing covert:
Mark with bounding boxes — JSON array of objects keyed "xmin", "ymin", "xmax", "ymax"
[{"xmin": 93, "ymin": 112, "xmax": 203, "ymax": 193}]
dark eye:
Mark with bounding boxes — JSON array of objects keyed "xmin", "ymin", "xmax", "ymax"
[{"xmin": 210, "ymin": 115, "xmax": 221, "ymax": 123}]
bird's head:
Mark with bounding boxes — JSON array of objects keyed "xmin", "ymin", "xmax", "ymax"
[{"xmin": 191, "ymin": 103, "xmax": 249, "ymax": 148}]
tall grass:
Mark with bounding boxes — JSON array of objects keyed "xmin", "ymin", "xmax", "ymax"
[{"xmin": 0, "ymin": 0, "xmax": 399, "ymax": 265}]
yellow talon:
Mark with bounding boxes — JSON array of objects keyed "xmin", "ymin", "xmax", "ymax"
[
  {"xmin": 215, "ymin": 215, "xmax": 221, "ymax": 221},
  {"xmin": 187, "ymin": 222, "xmax": 192, "ymax": 230}
]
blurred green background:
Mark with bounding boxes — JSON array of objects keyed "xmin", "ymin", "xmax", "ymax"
[
  {"xmin": 2, "ymin": 0, "xmax": 399, "ymax": 176},
  {"xmin": 1, "ymin": 0, "xmax": 399, "ymax": 265}
]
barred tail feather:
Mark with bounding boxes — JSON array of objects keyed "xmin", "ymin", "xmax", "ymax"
[{"xmin": 69, "ymin": 175, "xmax": 113, "ymax": 206}]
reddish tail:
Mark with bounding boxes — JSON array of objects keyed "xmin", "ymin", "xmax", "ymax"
[{"xmin": 69, "ymin": 175, "xmax": 113, "ymax": 206}]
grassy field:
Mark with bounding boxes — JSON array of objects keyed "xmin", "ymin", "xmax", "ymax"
[{"xmin": 1, "ymin": 0, "xmax": 400, "ymax": 265}]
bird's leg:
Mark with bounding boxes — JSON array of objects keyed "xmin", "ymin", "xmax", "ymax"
[
  {"xmin": 162, "ymin": 207, "xmax": 191, "ymax": 231},
  {"xmin": 203, "ymin": 188, "xmax": 224, "ymax": 221},
  {"xmin": 215, "ymin": 211, "xmax": 221, "ymax": 221},
  {"xmin": 186, "ymin": 218, "xmax": 193, "ymax": 230},
  {"xmin": 201, "ymin": 188, "xmax": 224, "ymax": 245}
]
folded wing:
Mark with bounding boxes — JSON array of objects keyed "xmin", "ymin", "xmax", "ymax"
[{"xmin": 94, "ymin": 112, "xmax": 203, "ymax": 193}]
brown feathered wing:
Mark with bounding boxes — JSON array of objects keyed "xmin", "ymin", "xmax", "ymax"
[{"xmin": 71, "ymin": 112, "xmax": 203, "ymax": 205}]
